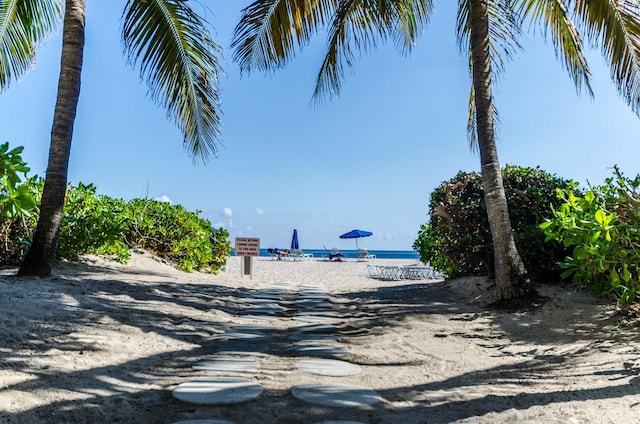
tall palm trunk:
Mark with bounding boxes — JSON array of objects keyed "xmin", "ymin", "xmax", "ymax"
[
  {"xmin": 19, "ymin": 0, "xmax": 86, "ymax": 277},
  {"xmin": 468, "ymin": 0, "xmax": 531, "ymax": 300}
]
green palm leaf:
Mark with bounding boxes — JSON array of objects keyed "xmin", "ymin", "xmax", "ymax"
[
  {"xmin": 121, "ymin": 0, "xmax": 223, "ymax": 163},
  {"xmin": 517, "ymin": 0, "xmax": 592, "ymax": 96},
  {"xmin": 314, "ymin": 0, "xmax": 432, "ymax": 101},
  {"xmin": 0, "ymin": 0, "xmax": 61, "ymax": 91},
  {"xmin": 572, "ymin": 0, "xmax": 640, "ymax": 114},
  {"xmin": 232, "ymin": 0, "xmax": 338, "ymax": 74}
]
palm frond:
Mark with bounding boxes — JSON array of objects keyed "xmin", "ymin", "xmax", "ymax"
[
  {"xmin": 232, "ymin": 0, "xmax": 338, "ymax": 74},
  {"xmin": 516, "ymin": 0, "xmax": 592, "ymax": 96},
  {"xmin": 0, "ymin": 0, "xmax": 62, "ymax": 91},
  {"xmin": 390, "ymin": 0, "xmax": 434, "ymax": 56},
  {"xmin": 572, "ymin": 0, "xmax": 640, "ymax": 114},
  {"xmin": 457, "ymin": 0, "xmax": 523, "ymax": 76},
  {"xmin": 314, "ymin": 0, "xmax": 433, "ymax": 102},
  {"xmin": 121, "ymin": 0, "xmax": 224, "ymax": 163}
]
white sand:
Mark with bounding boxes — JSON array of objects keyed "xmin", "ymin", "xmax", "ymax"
[{"xmin": 1, "ymin": 250, "xmax": 639, "ymax": 423}]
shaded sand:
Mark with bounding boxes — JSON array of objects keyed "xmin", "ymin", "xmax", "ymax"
[{"xmin": 1, "ymin": 250, "xmax": 640, "ymax": 423}]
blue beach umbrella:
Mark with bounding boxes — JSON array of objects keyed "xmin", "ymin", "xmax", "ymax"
[
  {"xmin": 339, "ymin": 229, "xmax": 373, "ymax": 249},
  {"xmin": 291, "ymin": 229, "xmax": 299, "ymax": 250}
]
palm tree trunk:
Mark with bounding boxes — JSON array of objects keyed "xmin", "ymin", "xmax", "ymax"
[
  {"xmin": 19, "ymin": 0, "xmax": 86, "ymax": 277},
  {"xmin": 468, "ymin": 0, "xmax": 532, "ymax": 300}
]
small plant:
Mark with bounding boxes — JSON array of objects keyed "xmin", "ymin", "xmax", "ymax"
[
  {"xmin": 0, "ymin": 143, "xmax": 39, "ymax": 264},
  {"xmin": 540, "ymin": 166, "xmax": 640, "ymax": 306}
]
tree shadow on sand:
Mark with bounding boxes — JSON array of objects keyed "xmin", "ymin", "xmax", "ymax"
[{"xmin": 1, "ymin": 266, "xmax": 640, "ymax": 423}]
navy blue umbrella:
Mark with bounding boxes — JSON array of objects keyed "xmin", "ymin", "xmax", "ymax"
[
  {"xmin": 339, "ymin": 229, "xmax": 373, "ymax": 249},
  {"xmin": 291, "ymin": 229, "xmax": 299, "ymax": 250}
]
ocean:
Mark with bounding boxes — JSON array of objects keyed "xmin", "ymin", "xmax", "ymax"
[{"xmin": 232, "ymin": 248, "xmax": 420, "ymax": 260}]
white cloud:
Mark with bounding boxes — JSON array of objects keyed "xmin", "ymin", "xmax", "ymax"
[
  {"xmin": 223, "ymin": 208, "xmax": 233, "ymax": 217},
  {"xmin": 154, "ymin": 195, "xmax": 172, "ymax": 204},
  {"xmin": 256, "ymin": 208, "xmax": 265, "ymax": 215}
]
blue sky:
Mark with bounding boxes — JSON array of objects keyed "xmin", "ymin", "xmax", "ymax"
[{"xmin": 1, "ymin": 1, "xmax": 639, "ymax": 251}]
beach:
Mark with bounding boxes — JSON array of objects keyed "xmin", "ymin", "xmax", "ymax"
[{"xmin": 1, "ymin": 250, "xmax": 639, "ymax": 423}]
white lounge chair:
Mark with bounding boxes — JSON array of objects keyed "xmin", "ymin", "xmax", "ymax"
[
  {"xmin": 292, "ymin": 249, "xmax": 313, "ymax": 260},
  {"xmin": 357, "ymin": 249, "xmax": 376, "ymax": 261}
]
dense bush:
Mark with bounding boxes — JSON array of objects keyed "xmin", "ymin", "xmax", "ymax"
[
  {"xmin": 414, "ymin": 165, "xmax": 576, "ymax": 282},
  {"xmin": 0, "ymin": 143, "xmax": 39, "ymax": 264},
  {"xmin": 541, "ymin": 166, "xmax": 640, "ymax": 306},
  {"xmin": 126, "ymin": 198, "xmax": 232, "ymax": 272},
  {"xmin": 1, "ymin": 143, "xmax": 231, "ymax": 272}
]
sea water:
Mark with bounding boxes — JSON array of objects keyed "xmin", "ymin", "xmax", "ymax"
[{"xmin": 232, "ymin": 248, "xmax": 420, "ymax": 260}]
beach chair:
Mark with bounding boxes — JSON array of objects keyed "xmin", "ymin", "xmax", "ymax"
[
  {"xmin": 323, "ymin": 245, "xmax": 344, "ymax": 261},
  {"xmin": 357, "ymin": 249, "xmax": 376, "ymax": 261},
  {"xmin": 292, "ymin": 249, "xmax": 313, "ymax": 260}
]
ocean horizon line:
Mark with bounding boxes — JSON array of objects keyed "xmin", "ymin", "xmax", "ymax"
[{"xmin": 232, "ymin": 248, "xmax": 420, "ymax": 260}]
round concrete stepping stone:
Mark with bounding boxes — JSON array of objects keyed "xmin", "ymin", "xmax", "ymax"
[
  {"xmin": 216, "ymin": 332, "xmax": 272, "ymax": 341},
  {"xmin": 292, "ymin": 383, "xmax": 381, "ymax": 407},
  {"xmin": 290, "ymin": 323, "xmax": 337, "ymax": 333},
  {"xmin": 214, "ymin": 342, "xmax": 269, "ymax": 354},
  {"xmin": 296, "ymin": 300, "xmax": 333, "ymax": 308},
  {"xmin": 288, "ymin": 333, "xmax": 338, "ymax": 342},
  {"xmin": 172, "ymin": 377, "xmax": 263, "ymax": 405},
  {"xmin": 193, "ymin": 357, "xmax": 260, "ymax": 373},
  {"xmin": 171, "ymin": 420, "xmax": 235, "ymax": 424},
  {"xmin": 295, "ymin": 359, "xmax": 361, "ymax": 376},
  {"xmin": 292, "ymin": 315, "xmax": 337, "ymax": 324},
  {"xmin": 292, "ymin": 344, "xmax": 353, "ymax": 357},
  {"xmin": 244, "ymin": 305, "xmax": 284, "ymax": 314}
]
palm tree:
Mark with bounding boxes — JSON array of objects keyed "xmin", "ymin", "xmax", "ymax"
[
  {"xmin": 231, "ymin": 0, "xmax": 640, "ymax": 302},
  {"xmin": 0, "ymin": 0, "xmax": 224, "ymax": 276}
]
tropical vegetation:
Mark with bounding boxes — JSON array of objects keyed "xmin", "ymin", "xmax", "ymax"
[
  {"xmin": 230, "ymin": 0, "xmax": 640, "ymax": 304},
  {"xmin": 0, "ymin": 0, "xmax": 224, "ymax": 276},
  {"xmin": 541, "ymin": 166, "xmax": 640, "ymax": 309},
  {"xmin": 414, "ymin": 165, "xmax": 576, "ymax": 282},
  {"xmin": 1, "ymin": 143, "xmax": 231, "ymax": 272}
]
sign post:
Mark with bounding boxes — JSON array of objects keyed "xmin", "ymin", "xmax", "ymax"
[{"xmin": 235, "ymin": 237, "xmax": 260, "ymax": 279}]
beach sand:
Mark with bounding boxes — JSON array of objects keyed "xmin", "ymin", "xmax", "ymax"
[{"xmin": 1, "ymin": 250, "xmax": 639, "ymax": 423}]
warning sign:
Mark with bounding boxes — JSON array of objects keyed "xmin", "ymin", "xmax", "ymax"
[{"xmin": 235, "ymin": 237, "xmax": 260, "ymax": 256}]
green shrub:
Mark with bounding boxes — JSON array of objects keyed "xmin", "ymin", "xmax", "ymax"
[
  {"xmin": 540, "ymin": 166, "xmax": 640, "ymax": 306},
  {"xmin": 414, "ymin": 165, "xmax": 575, "ymax": 281},
  {"xmin": 0, "ymin": 143, "xmax": 39, "ymax": 265},
  {"xmin": 125, "ymin": 199, "xmax": 231, "ymax": 272},
  {"xmin": 58, "ymin": 183, "xmax": 130, "ymax": 262}
]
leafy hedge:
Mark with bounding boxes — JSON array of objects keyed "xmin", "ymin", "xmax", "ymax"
[
  {"xmin": 1, "ymin": 143, "xmax": 231, "ymax": 272},
  {"xmin": 541, "ymin": 166, "xmax": 640, "ymax": 306},
  {"xmin": 414, "ymin": 165, "xmax": 576, "ymax": 282}
]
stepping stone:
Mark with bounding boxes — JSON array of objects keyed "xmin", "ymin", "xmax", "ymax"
[
  {"xmin": 216, "ymin": 332, "xmax": 272, "ymax": 341},
  {"xmin": 172, "ymin": 377, "xmax": 263, "ymax": 405},
  {"xmin": 295, "ymin": 359, "xmax": 361, "ymax": 376},
  {"xmin": 193, "ymin": 357, "xmax": 260, "ymax": 373},
  {"xmin": 296, "ymin": 300, "xmax": 333, "ymax": 308},
  {"xmin": 171, "ymin": 420, "xmax": 235, "ymax": 424},
  {"xmin": 292, "ymin": 344, "xmax": 353, "ymax": 357},
  {"xmin": 288, "ymin": 333, "xmax": 338, "ymax": 342},
  {"xmin": 291, "ymin": 383, "xmax": 381, "ymax": 407},
  {"xmin": 243, "ymin": 306, "xmax": 285, "ymax": 314},
  {"xmin": 292, "ymin": 315, "xmax": 337, "ymax": 324},
  {"xmin": 213, "ymin": 341, "xmax": 269, "ymax": 354},
  {"xmin": 290, "ymin": 323, "xmax": 337, "ymax": 333}
]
